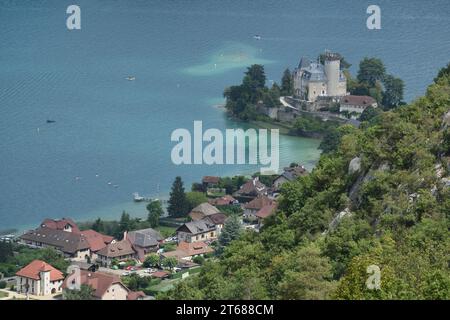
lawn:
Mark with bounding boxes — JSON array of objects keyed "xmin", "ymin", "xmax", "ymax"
[
  {"xmin": 0, "ymin": 291, "xmax": 9, "ymax": 298},
  {"xmin": 156, "ymin": 225, "xmax": 177, "ymax": 238}
]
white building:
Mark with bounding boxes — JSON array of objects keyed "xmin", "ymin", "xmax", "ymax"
[
  {"xmin": 293, "ymin": 52, "xmax": 347, "ymax": 102},
  {"xmin": 339, "ymin": 95, "xmax": 378, "ymax": 114},
  {"xmin": 16, "ymin": 260, "xmax": 64, "ymax": 296}
]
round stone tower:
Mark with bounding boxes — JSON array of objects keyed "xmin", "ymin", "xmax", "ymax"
[{"xmin": 324, "ymin": 52, "xmax": 341, "ymax": 96}]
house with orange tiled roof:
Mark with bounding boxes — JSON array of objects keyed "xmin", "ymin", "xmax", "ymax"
[
  {"xmin": 19, "ymin": 218, "xmax": 115, "ymax": 262},
  {"xmin": 62, "ymin": 270, "xmax": 145, "ymax": 300},
  {"xmin": 16, "ymin": 260, "xmax": 65, "ymax": 296},
  {"xmin": 162, "ymin": 241, "xmax": 214, "ymax": 261},
  {"xmin": 243, "ymin": 195, "xmax": 275, "ymax": 220}
]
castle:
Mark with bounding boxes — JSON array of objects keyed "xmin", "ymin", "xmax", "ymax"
[{"xmin": 293, "ymin": 52, "xmax": 347, "ymax": 102}]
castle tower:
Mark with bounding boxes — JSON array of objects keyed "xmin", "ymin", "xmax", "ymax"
[{"xmin": 324, "ymin": 52, "xmax": 341, "ymax": 96}]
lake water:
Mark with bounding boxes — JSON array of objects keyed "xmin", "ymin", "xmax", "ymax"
[{"xmin": 1, "ymin": 0, "xmax": 449, "ymax": 231}]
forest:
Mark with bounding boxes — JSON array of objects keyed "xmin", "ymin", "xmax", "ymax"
[{"xmin": 159, "ymin": 63, "xmax": 450, "ymax": 300}]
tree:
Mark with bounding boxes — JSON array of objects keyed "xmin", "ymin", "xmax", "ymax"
[
  {"xmin": 357, "ymin": 57, "xmax": 386, "ymax": 87},
  {"xmin": 382, "ymin": 74, "xmax": 404, "ymax": 109},
  {"xmin": 243, "ymin": 64, "xmax": 266, "ymax": 91},
  {"xmin": 218, "ymin": 215, "xmax": 242, "ymax": 252},
  {"xmin": 359, "ymin": 106, "xmax": 382, "ymax": 123},
  {"xmin": 280, "ymin": 68, "xmax": 294, "ymax": 96},
  {"xmin": 0, "ymin": 241, "xmax": 13, "ymax": 263},
  {"xmin": 143, "ymin": 254, "xmax": 160, "ymax": 268},
  {"xmin": 147, "ymin": 200, "xmax": 163, "ymax": 228},
  {"xmin": 186, "ymin": 192, "xmax": 208, "ymax": 211},
  {"xmin": 167, "ymin": 176, "xmax": 189, "ymax": 218},
  {"xmin": 63, "ymin": 284, "xmax": 94, "ymax": 300},
  {"xmin": 163, "ymin": 256, "xmax": 178, "ymax": 270},
  {"xmin": 92, "ymin": 218, "xmax": 104, "ymax": 233},
  {"xmin": 275, "ymin": 244, "xmax": 337, "ymax": 299}
]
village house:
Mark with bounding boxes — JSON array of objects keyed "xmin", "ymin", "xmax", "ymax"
[
  {"xmin": 188, "ymin": 202, "xmax": 221, "ymax": 221},
  {"xmin": 208, "ymin": 195, "xmax": 238, "ymax": 206},
  {"xmin": 162, "ymin": 241, "xmax": 214, "ymax": 261},
  {"xmin": 16, "ymin": 260, "xmax": 64, "ymax": 296},
  {"xmin": 176, "ymin": 219, "xmax": 217, "ymax": 243},
  {"xmin": 63, "ymin": 270, "xmax": 145, "ymax": 300},
  {"xmin": 255, "ymin": 202, "xmax": 278, "ymax": 227},
  {"xmin": 202, "ymin": 213, "xmax": 228, "ymax": 235},
  {"xmin": 96, "ymin": 237, "xmax": 137, "ymax": 267},
  {"xmin": 243, "ymin": 195, "xmax": 276, "ymax": 220},
  {"xmin": 273, "ymin": 165, "xmax": 308, "ymax": 190},
  {"xmin": 19, "ymin": 218, "xmax": 114, "ymax": 261},
  {"xmin": 233, "ymin": 177, "xmax": 268, "ymax": 202},
  {"xmin": 40, "ymin": 217, "xmax": 80, "ymax": 233},
  {"xmin": 19, "ymin": 227, "xmax": 91, "ymax": 260},
  {"xmin": 80, "ymin": 229, "xmax": 114, "ymax": 262},
  {"xmin": 202, "ymin": 176, "xmax": 220, "ymax": 189},
  {"xmin": 339, "ymin": 95, "xmax": 378, "ymax": 114},
  {"xmin": 126, "ymin": 228, "xmax": 163, "ymax": 261}
]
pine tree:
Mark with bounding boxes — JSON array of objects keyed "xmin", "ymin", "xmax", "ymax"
[
  {"xmin": 281, "ymin": 68, "xmax": 294, "ymax": 96},
  {"xmin": 167, "ymin": 176, "xmax": 189, "ymax": 217},
  {"xmin": 218, "ymin": 214, "xmax": 242, "ymax": 252}
]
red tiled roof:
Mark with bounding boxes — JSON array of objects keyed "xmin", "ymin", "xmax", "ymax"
[
  {"xmin": 256, "ymin": 203, "xmax": 278, "ymax": 219},
  {"xmin": 127, "ymin": 291, "xmax": 145, "ymax": 300},
  {"xmin": 244, "ymin": 195, "xmax": 273, "ymax": 210},
  {"xmin": 202, "ymin": 176, "xmax": 220, "ymax": 184},
  {"xmin": 16, "ymin": 260, "xmax": 64, "ymax": 281},
  {"xmin": 41, "ymin": 218, "xmax": 81, "ymax": 234},
  {"xmin": 151, "ymin": 271, "xmax": 169, "ymax": 278},
  {"xmin": 340, "ymin": 95, "xmax": 376, "ymax": 106},
  {"xmin": 63, "ymin": 270, "xmax": 126, "ymax": 299},
  {"xmin": 163, "ymin": 241, "xmax": 214, "ymax": 260},
  {"xmin": 97, "ymin": 239, "xmax": 136, "ymax": 258},
  {"xmin": 209, "ymin": 195, "xmax": 237, "ymax": 206},
  {"xmin": 80, "ymin": 229, "xmax": 112, "ymax": 252}
]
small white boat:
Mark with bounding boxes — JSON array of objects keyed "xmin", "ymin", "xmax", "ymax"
[
  {"xmin": 253, "ymin": 35, "xmax": 262, "ymax": 40},
  {"xmin": 133, "ymin": 192, "xmax": 145, "ymax": 202},
  {"xmin": 126, "ymin": 76, "xmax": 136, "ymax": 81}
]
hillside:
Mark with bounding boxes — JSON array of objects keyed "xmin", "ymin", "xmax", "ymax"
[{"xmin": 160, "ymin": 63, "xmax": 450, "ymax": 300}]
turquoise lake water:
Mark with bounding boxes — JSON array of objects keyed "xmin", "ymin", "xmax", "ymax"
[{"xmin": 1, "ymin": 0, "xmax": 449, "ymax": 231}]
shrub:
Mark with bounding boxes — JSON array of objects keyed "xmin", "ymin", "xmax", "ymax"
[{"xmin": 0, "ymin": 281, "xmax": 7, "ymax": 289}]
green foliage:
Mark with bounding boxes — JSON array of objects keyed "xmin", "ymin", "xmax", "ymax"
[
  {"xmin": 280, "ymin": 68, "xmax": 294, "ymax": 96},
  {"xmin": 63, "ymin": 284, "xmax": 94, "ymax": 300},
  {"xmin": 217, "ymin": 215, "xmax": 242, "ymax": 254},
  {"xmin": 161, "ymin": 63, "xmax": 450, "ymax": 300},
  {"xmin": 192, "ymin": 256, "xmax": 205, "ymax": 265},
  {"xmin": 0, "ymin": 280, "xmax": 6, "ymax": 289},
  {"xmin": 147, "ymin": 200, "xmax": 164, "ymax": 228},
  {"xmin": 186, "ymin": 192, "xmax": 208, "ymax": 211},
  {"xmin": 162, "ymin": 256, "xmax": 178, "ymax": 270},
  {"xmin": 122, "ymin": 273, "xmax": 152, "ymax": 291},
  {"xmin": 224, "ymin": 65, "xmax": 281, "ymax": 121},
  {"xmin": 382, "ymin": 74, "xmax": 404, "ymax": 109},
  {"xmin": 218, "ymin": 176, "xmax": 248, "ymax": 195},
  {"xmin": 143, "ymin": 254, "xmax": 160, "ymax": 268},
  {"xmin": 292, "ymin": 114, "xmax": 339, "ymax": 137},
  {"xmin": 167, "ymin": 176, "xmax": 190, "ymax": 218},
  {"xmin": 357, "ymin": 57, "xmax": 386, "ymax": 87}
]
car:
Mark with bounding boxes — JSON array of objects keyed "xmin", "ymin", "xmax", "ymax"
[{"xmin": 122, "ymin": 271, "xmax": 130, "ymax": 276}]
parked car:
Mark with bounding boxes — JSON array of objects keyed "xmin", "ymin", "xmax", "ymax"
[{"xmin": 122, "ymin": 271, "xmax": 130, "ymax": 276}]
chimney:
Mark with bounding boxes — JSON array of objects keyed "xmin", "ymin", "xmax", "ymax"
[{"xmin": 123, "ymin": 231, "xmax": 128, "ymax": 240}]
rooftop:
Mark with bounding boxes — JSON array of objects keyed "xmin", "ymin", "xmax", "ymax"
[{"xmin": 16, "ymin": 260, "xmax": 64, "ymax": 281}]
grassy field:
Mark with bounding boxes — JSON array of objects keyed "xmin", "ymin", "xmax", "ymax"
[{"xmin": 155, "ymin": 225, "xmax": 177, "ymax": 238}]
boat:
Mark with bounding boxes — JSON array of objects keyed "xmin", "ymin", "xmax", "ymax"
[
  {"xmin": 133, "ymin": 192, "xmax": 145, "ymax": 202},
  {"xmin": 46, "ymin": 120, "xmax": 56, "ymax": 123},
  {"xmin": 126, "ymin": 76, "xmax": 136, "ymax": 81},
  {"xmin": 253, "ymin": 35, "xmax": 262, "ymax": 40}
]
